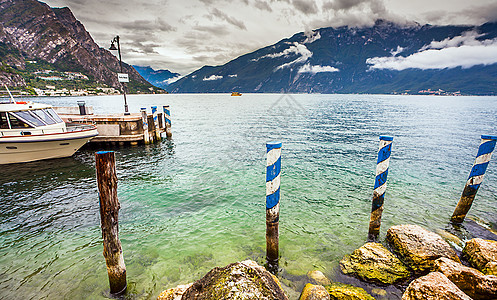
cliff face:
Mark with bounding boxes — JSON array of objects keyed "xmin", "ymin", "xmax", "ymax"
[{"xmin": 0, "ymin": 0, "xmax": 153, "ymax": 91}]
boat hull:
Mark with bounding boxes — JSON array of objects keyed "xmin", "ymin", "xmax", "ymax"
[{"xmin": 0, "ymin": 128, "xmax": 98, "ymax": 164}]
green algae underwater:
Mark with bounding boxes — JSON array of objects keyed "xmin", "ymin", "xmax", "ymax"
[{"xmin": 1, "ymin": 93, "xmax": 497, "ymax": 299}]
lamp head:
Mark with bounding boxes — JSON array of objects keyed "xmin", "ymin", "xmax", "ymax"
[{"xmin": 109, "ymin": 41, "xmax": 118, "ymax": 51}]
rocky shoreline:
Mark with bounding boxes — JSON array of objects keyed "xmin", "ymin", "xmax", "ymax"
[{"xmin": 156, "ymin": 223, "xmax": 497, "ymax": 300}]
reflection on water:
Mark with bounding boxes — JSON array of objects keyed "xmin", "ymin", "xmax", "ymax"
[{"xmin": 0, "ymin": 94, "xmax": 496, "ymax": 299}]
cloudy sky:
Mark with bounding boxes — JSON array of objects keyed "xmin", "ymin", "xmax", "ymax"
[{"xmin": 43, "ymin": 0, "xmax": 497, "ymax": 75}]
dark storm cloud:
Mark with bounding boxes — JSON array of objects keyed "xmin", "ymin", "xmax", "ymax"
[
  {"xmin": 208, "ymin": 8, "xmax": 247, "ymax": 30},
  {"xmin": 292, "ymin": 0, "xmax": 318, "ymax": 15},
  {"xmin": 322, "ymin": 0, "xmax": 364, "ymax": 11},
  {"xmin": 192, "ymin": 24, "xmax": 231, "ymax": 36},
  {"xmin": 119, "ymin": 18, "xmax": 176, "ymax": 32}
]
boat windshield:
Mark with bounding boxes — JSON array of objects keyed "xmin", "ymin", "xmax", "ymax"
[
  {"xmin": 44, "ymin": 108, "xmax": 63, "ymax": 123},
  {"xmin": 32, "ymin": 109, "xmax": 57, "ymax": 125},
  {"xmin": 11, "ymin": 111, "xmax": 45, "ymax": 127},
  {"xmin": 0, "ymin": 112, "xmax": 9, "ymax": 129},
  {"xmin": 7, "ymin": 113, "xmax": 33, "ymax": 129}
]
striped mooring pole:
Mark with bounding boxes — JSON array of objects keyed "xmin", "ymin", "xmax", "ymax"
[
  {"xmin": 163, "ymin": 105, "xmax": 172, "ymax": 138},
  {"xmin": 368, "ymin": 135, "xmax": 393, "ymax": 241},
  {"xmin": 151, "ymin": 106, "xmax": 160, "ymax": 141},
  {"xmin": 140, "ymin": 108, "xmax": 151, "ymax": 144},
  {"xmin": 451, "ymin": 135, "xmax": 497, "ymax": 223},
  {"xmin": 266, "ymin": 141, "xmax": 282, "ymax": 271}
]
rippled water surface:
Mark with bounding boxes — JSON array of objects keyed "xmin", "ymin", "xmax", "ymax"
[{"xmin": 1, "ymin": 94, "xmax": 497, "ymax": 299}]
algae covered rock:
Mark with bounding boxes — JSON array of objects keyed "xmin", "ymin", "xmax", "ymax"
[
  {"xmin": 325, "ymin": 282, "xmax": 375, "ymax": 300},
  {"xmin": 179, "ymin": 260, "xmax": 288, "ymax": 300},
  {"xmin": 463, "ymin": 238, "xmax": 497, "ymax": 273},
  {"xmin": 483, "ymin": 262, "xmax": 497, "ymax": 276},
  {"xmin": 157, "ymin": 283, "xmax": 192, "ymax": 300},
  {"xmin": 401, "ymin": 272, "xmax": 471, "ymax": 300},
  {"xmin": 386, "ymin": 224, "xmax": 460, "ymax": 273},
  {"xmin": 434, "ymin": 257, "xmax": 497, "ymax": 300},
  {"xmin": 340, "ymin": 242, "xmax": 410, "ymax": 284},
  {"xmin": 299, "ymin": 283, "xmax": 330, "ymax": 300},
  {"xmin": 307, "ymin": 270, "xmax": 331, "ymax": 286}
]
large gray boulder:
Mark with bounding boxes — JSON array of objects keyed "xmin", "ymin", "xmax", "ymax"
[
  {"xmin": 340, "ymin": 242, "xmax": 411, "ymax": 284},
  {"xmin": 434, "ymin": 257, "xmax": 497, "ymax": 299},
  {"xmin": 401, "ymin": 272, "xmax": 471, "ymax": 300},
  {"xmin": 386, "ymin": 224, "xmax": 460, "ymax": 273},
  {"xmin": 463, "ymin": 238, "xmax": 497, "ymax": 274},
  {"xmin": 176, "ymin": 260, "xmax": 288, "ymax": 300}
]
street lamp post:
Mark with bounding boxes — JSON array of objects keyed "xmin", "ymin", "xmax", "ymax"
[{"xmin": 109, "ymin": 35, "xmax": 130, "ymax": 115}]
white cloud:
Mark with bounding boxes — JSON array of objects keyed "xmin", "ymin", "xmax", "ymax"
[
  {"xmin": 164, "ymin": 75, "xmax": 183, "ymax": 84},
  {"xmin": 367, "ymin": 33, "xmax": 497, "ymax": 71},
  {"xmin": 298, "ymin": 63, "xmax": 340, "ymax": 73},
  {"xmin": 303, "ymin": 31, "xmax": 321, "ymax": 44},
  {"xmin": 228, "ymin": 74, "xmax": 237, "ymax": 77},
  {"xmin": 269, "ymin": 42, "xmax": 313, "ymax": 70},
  {"xmin": 390, "ymin": 45, "xmax": 405, "ymax": 56},
  {"xmin": 203, "ymin": 74, "xmax": 223, "ymax": 80}
]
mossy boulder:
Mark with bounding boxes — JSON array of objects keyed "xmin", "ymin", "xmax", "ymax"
[
  {"xmin": 179, "ymin": 260, "xmax": 288, "ymax": 299},
  {"xmin": 386, "ymin": 224, "xmax": 460, "ymax": 273},
  {"xmin": 401, "ymin": 272, "xmax": 471, "ymax": 300},
  {"xmin": 299, "ymin": 283, "xmax": 330, "ymax": 300},
  {"xmin": 463, "ymin": 238, "xmax": 497, "ymax": 274},
  {"xmin": 325, "ymin": 282, "xmax": 375, "ymax": 300},
  {"xmin": 340, "ymin": 242, "xmax": 411, "ymax": 284},
  {"xmin": 483, "ymin": 262, "xmax": 497, "ymax": 276},
  {"xmin": 307, "ymin": 270, "xmax": 332, "ymax": 286},
  {"xmin": 434, "ymin": 257, "xmax": 497, "ymax": 299}
]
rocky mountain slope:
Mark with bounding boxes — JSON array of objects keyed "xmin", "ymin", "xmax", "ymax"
[
  {"xmin": 169, "ymin": 20, "xmax": 497, "ymax": 95},
  {"xmin": 133, "ymin": 66, "xmax": 181, "ymax": 89},
  {"xmin": 0, "ymin": 0, "xmax": 157, "ymax": 93}
]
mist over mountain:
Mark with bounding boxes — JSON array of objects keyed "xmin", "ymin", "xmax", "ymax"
[{"xmin": 169, "ymin": 20, "xmax": 497, "ymax": 95}]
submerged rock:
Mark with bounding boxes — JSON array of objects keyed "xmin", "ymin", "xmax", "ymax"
[
  {"xmin": 386, "ymin": 224, "xmax": 460, "ymax": 273},
  {"xmin": 178, "ymin": 260, "xmax": 288, "ymax": 300},
  {"xmin": 340, "ymin": 242, "xmax": 411, "ymax": 284},
  {"xmin": 325, "ymin": 282, "xmax": 375, "ymax": 300},
  {"xmin": 434, "ymin": 229, "xmax": 464, "ymax": 250},
  {"xmin": 307, "ymin": 270, "xmax": 331, "ymax": 286},
  {"xmin": 463, "ymin": 238, "xmax": 497, "ymax": 274},
  {"xmin": 401, "ymin": 272, "xmax": 471, "ymax": 300},
  {"xmin": 434, "ymin": 257, "xmax": 497, "ymax": 299},
  {"xmin": 157, "ymin": 284, "xmax": 193, "ymax": 300},
  {"xmin": 299, "ymin": 283, "xmax": 330, "ymax": 300}
]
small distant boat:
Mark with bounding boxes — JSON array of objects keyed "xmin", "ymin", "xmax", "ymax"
[
  {"xmin": 231, "ymin": 92, "xmax": 242, "ymax": 96},
  {"xmin": 0, "ymin": 101, "xmax": 98, "ymax": 164}
]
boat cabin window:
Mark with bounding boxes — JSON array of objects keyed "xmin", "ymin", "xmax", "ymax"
[
  {"xmin": 44, "ymin": 108, "xmax": 63, "ymax": 123},
  {"xmin": 0, "ymin": 112, "xmax": 9, "ymax": 129},
  {"xmin": 11, "ymin": 111, "xmax": 47, "ymax": 127},
  {"xmin": 32, "ymin": 109, "xmax": 57, "ymax": 125},
  {"xmin": 7, "ymin": 112, "xmax": 33, "ymax": 129}
]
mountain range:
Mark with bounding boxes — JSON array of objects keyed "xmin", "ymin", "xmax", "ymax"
[
  {"xmin": 169, "ymin": 20, "xmax": 497, "ymax": 95},
  {"xmin": 133, "ymin": 66, "xmax": 181, "ymax": 89},
  {"xmin": 0, "ymin": 0, "xmax": 158, "ymax": 93}
]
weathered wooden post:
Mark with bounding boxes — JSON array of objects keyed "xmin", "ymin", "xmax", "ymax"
[
  {"xmin": 368, "ymin": 136, "xmax": 393, "ymax": 241},
  {"xmin": 151, "ymin": 106, "xmax": 160, "ymax": 141},
  {"xmin": 140, "ymin": 108, "xmax": 151, "ymax": 144},
  {"xmin": 95, "ymin": 151, "xmax": 127, "ymax": 295},
  {"xmin": 451, "ymin": 135, "xmax": 497, "ymax": 223},
  {"xmin": 163, "ymin": 105, "xmax": 172, "ymax": 138},
  {"xmin": 266, "ymin": 141, "xmax": 281, "ymax": 272}
]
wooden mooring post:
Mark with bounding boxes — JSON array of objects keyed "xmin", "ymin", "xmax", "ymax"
[
  {"xmin": 266, "ymin": 141, "xmax": 281, "ymax": 273},
  {"xmin": 451, "ymin": 135, "xmax": 497, "ymax": 223},
  {"xmin": 95, "ymin": 151, "xmax": 127, "ymax": 295},
  {"xmin": 140, "ymin": 108, "xmax": 151, "ymax": 144},
  {"xmin": 368, "ymin": 136, "xmax": 393, "ymax": 241},
  {"xmin": 151, "ymin": 106, "xmax": 161, "ymax": 141}
]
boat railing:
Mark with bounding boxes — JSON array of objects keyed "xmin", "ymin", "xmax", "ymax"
[{"xmin": 65, "ymin": 123, "xmax": 96, "ymax": 132}]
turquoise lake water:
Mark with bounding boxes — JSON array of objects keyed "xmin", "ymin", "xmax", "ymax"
[{"xmin": 1, "ymin": 94, "xmax": 497, "ymax": 299}]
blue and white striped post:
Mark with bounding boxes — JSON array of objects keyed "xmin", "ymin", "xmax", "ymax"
[
  {"xmin": 368, "ymin": 135, "xmax": 393, "ymax": 241},
  {"xmin": 266, "ymin": 141, "xmax": 281, "ymax": 269},
  {"xmin": 140, "ymin": 108, "xmax": 151, "ymax": 144},
  {"xmin": 163, "ymin": 105, "xmax": 172, "ymax": 138},
  {"xmin": 151, "ymin": 106, "xmax": 160, "ymax": 141},
  {"xmin": 451, "ymin": 135, "xmax": 497, "ymax": 223}
]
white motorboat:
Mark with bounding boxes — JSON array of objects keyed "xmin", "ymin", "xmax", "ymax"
[{"xmin": 0, "ymin": 100, "xmax": 98, "ymax": 164}]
